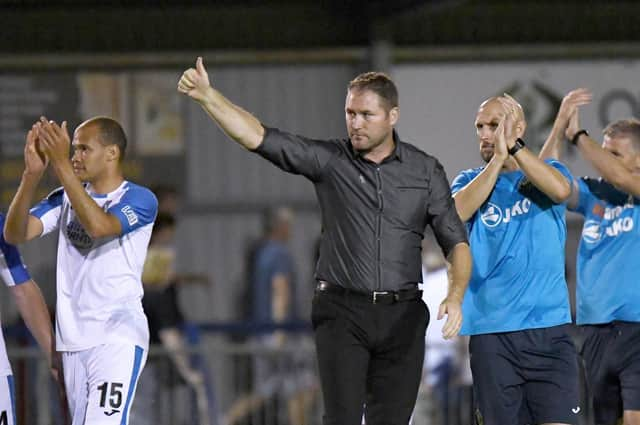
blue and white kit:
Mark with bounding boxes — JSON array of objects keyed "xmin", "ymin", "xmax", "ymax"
[
  {"xmin": 0, "ymin": 213, "xmax": 32, "ymax": 425},
  {"xmin": 31, "ymin": 181, "xmax": 157, "ymax": 424}
]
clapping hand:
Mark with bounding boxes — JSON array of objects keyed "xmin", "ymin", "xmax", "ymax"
[
  {"xmin": 496, "ymin": 95, "xmax": 521, "ymax": 149},
  {"xmin": 493, "ymin": 116, "xmax": 510, "ymax": 162},
  {"xmin": 558, "ymin": 89, "xmax": 592, "ymax": 141},
  {"xmin": 36, "ymin": 117, "xmax": 71, "ymax": 167},
  {"xmin": 24, "ymin": 123, "xmax": 48, "ymax": 176}
]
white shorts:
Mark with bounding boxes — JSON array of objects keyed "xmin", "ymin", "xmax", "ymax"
[
  {"xmin": 0, "ymin": 375, "xmax": 16, "ymax": 425},
  {"xmin": 63, "ymin": 344, "xmax": 147, "ymax": 425}
]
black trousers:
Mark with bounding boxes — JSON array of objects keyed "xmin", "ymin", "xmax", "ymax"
[{"xmin": 311, "ymin": 289, "xmax": 429, "ymax": 425}]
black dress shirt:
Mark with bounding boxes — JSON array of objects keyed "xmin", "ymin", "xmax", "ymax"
[{"xmin": 254, "ymin": 126, "xmax": 468, "ymax": 292}]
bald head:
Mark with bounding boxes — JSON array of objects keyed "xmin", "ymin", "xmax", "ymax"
[
  {"xmin": 475, "ymin": 94, "xmax": 527, "ymax": 163},
  {"xmin": 479, "ymin": 94, "xmax": 526, "ymax": 125},
  {"xmin": 77, "ymin": 116, "xmax": 128, "ymax": 162}
]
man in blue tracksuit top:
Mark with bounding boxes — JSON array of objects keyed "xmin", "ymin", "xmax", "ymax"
[
  {"xmin": 451, "ymin": 94, "xmax": 580, "ymax": 425},
  {"xmin": 541, "ymin": 88, "xmax": 640, "ymax": 425}
]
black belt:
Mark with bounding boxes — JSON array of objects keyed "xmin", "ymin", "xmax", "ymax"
[{"xmin": 315, "ymin": 281, "xmax": 422, "ymax": 304}]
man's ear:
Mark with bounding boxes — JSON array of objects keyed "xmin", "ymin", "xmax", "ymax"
[
  {"xmin": 106, "ymin": 145, "xmax": 119, "ymax": 162},
  {"xmin": 515, "ymin": 120, "xmax": 527, "ymax": 139},
  {"xmin": 634, "ymin": 152, "xmax": 640, "ymax": 171},
  {"xmin": 389, "ymin": 107, "xmax": 399, "ymax": 126}
]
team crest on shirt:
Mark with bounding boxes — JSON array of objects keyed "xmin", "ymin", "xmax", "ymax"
[
  {"xmin": 66, "ymin": 219, "xmax": 93, "ymax": 250},
  {"xmin": 592, "ymin": 203, "xmax": 605, "ymax": 218}
]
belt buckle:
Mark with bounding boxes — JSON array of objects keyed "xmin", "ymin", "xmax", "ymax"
[{"xmin": 372, "ymin": 291, "xmax": 389, "ymax": 304}]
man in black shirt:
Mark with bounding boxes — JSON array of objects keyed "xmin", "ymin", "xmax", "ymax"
[{"xmin": 178, "ymin": 57, "xmax": 471, "ymax": 425}]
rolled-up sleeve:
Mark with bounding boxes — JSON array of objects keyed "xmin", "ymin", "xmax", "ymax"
[
  {"xmin": 253, "ymin": 126, "xmax": 338, "ymax": 182},
  {"xmin": 427, "ymin": 160, "xmax": 469, "ymax": 257}
]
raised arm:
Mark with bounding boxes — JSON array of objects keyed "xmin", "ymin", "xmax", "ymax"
[
  {"xmin": 453, "ymin": 157, "xmax": 504, "ymax": 222},
  {"xmin": 511, "ymin": 148, "xmax": 572, "ymax": 203},
  {"xmin": 178, "ymin": 57, "xmax": 264, "ymax": 150},
  {"xmin": 567, "ymin": 111, "xmax": 640, "ymax": 198},
  {"xmin": 36, "ymin": 118, "xmax": 123, "ymax": 239},
  {"xmin": 498, "ymin": 98, "xmax": 571, "ymax": 203},
  {"xmin": 4, "ymin": 125, "xmax": 47, "ymax": 244},
  {"xmin": 453, "ymin": 119, "xmax": 509, "ymax": 221},
  {"xmin": 539, "ymin": 88, "xmax": 592, "ymax": 160}
]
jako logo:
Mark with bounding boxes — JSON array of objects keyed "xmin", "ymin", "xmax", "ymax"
[
  {"xmin": 605, "ymin": 217, "xmax": 634, "ymax": 237},
  {"xmin": 481, "ymin": 199, "xmax": 532, "ymax": 227},
  {"xmin": 583, "ymin": 216, "xmax": 635, "ymax": 244},
  {"xmin": 480, "ymin": 203, "xmax": 503, "ymax": 227},
  {"xmin": 582, "ymin": 220, "xmax": 602, "ymax": 244}
]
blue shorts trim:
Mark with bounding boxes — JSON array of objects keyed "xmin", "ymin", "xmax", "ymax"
[
  {"xmin": 120, "ymin": 345, "xmax": 144, "ymax": 425},
  {"xmin": 7, "ymin": 375, "xmax": 15, "ymax": 425}
]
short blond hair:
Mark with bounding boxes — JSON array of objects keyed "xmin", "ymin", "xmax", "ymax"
[{"xmin": 604, "ymin": 118, "xmax": 640, "ymax": 151}]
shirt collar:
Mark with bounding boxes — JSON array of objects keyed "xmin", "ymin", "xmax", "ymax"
[{"xmin": 348, "ymin": 129, "xmax": 403, "ymax": 163}]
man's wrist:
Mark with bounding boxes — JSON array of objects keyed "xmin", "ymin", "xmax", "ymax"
[
  {"xmin": 508, "ymin": 138, "xmax": 526, "ymax": 156},
  {"xmin": 570, "ymin": 129, "xmax": 589, "ymax": 146},
  {"xmin": 22, "ymin": 170, "xmax": 43, "ymax": 182},
  {"xmin": 445, "ymin": 293, "xmax": 464, "ymax": 304},
  {"xmin": 50, "ymin": 159, "xmax": 74, "ymax": 180},
  {"xmin": 490, "ymin": 154, "xmax": 506, "ymax": 167},
  {"xmin": 198, "ymin": 86, "xmax": 217, "ymax": 106}
]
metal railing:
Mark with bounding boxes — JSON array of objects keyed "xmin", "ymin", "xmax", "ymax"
[{"xmin": 6, "ymin": 330, "xmax": 595, "ymax": 425}]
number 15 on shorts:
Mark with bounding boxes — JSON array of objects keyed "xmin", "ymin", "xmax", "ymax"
[{"xmin": 97, "ymin": 382, "xmax": 124, "ymax": 416}]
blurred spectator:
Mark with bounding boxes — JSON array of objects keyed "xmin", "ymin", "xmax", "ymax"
[
  {"xmin": 152, "ymin": 185, "xmax": 180, "ymax": 216},
  {"xmin": 225, "ymin": 207, "xmax": 317, "ymax": 425},
  {"xmin": 250, "ymin": 207, "xmax": 296, "ymax": 329},
  {"xmin": 130, "ymin": 213, "xmax": 209, "ymax": 425}
]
